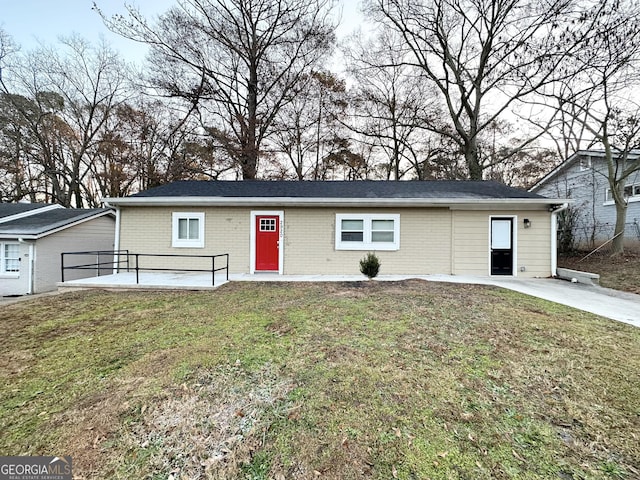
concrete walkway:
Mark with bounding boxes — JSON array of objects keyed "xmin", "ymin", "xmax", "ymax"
[
  {"xmin": 0, "ymin": 290, "xmax": 63, "ymax": 306},
  {"xmin": 471, "ymin": 276, "xmax": 640, "ymax": 327},
  {"xmin": 54, "ymin": 271, "xmax": 640, "ymax": 327}
]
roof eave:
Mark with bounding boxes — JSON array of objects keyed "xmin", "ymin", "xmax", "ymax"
[
  {"xmin": 0, "ymin": 234, "xmax": 37, "ymax": 240},
  {"xmin": 104, "ymin": 196, "xmax": 568, "ymax": 208},
  {"xmin": 529, "ymin": 151, "xmax": 583, "ymax": 192},
  {"xmin": 0, "ymin": 209, "xmax": 114, "ymax": 239},
  {"xmin": 529, "ymin": 148, "xmax": 640, "ymax": 192}
]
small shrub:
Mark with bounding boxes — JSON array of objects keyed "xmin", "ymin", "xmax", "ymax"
[{"xmin": 359, "ymin": 252, "xmax": 381, "ymax": 279}]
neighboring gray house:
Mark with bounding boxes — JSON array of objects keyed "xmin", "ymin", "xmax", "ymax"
[
  {"xmin": 531, "ymin": 150, "xmax": 640, "ymax": 249},
  {"xmin": 0, "ymin": 203, "xmax": 115, "ymax": 296}
]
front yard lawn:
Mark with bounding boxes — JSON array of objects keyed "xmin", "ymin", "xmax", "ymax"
[{"xmin": 1, "ymin": 281, "xmax": 638, "ymax": 479}]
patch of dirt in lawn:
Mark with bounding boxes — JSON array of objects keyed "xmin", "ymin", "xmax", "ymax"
[
  {"xmin": 559, "ymin": 251, "xmax": 640, "ymax": 294},
  {"xmin": 326, "ymin": 278, "xmax": 490, "ymax": 298},
  {"xmin": 0, "ymin": 349, "xmax": 35, "ymax": 378},
  {"xmin": 64, "ymin": 362, "xmax": 294, "ymax": 479},
  {"xmin": 52, "ymin": 347, "xmax": 186, "ymax": 476},
  {"xmin": 265, "ymin": 319, "xmax": 293, "ymax": 336},
  {"xmin": 53, "ymin": 375, "xmax": 152, "ymax": 477},
  {"xmin": 128, "ymin": 363, "xmax": 292, "ymax": 479}
]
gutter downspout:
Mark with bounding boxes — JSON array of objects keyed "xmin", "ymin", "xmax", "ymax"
[
  {"xmin": 550, "ymin": 203, "xmax": 569, "ymax": 277},
  {"xmin": 27, "ymin": 242, "xmax": 34, "ymax": 295},
  {"xmin": 103, "ymin": 199, "xmax": 121, "ymax": 274},
  {"xmin": 113, "ymin": 206, "xmax": 121, "ymax": 274},
  {"xmin": 17, "ymin": 238, "xmax": 35, "ymax": 295}
]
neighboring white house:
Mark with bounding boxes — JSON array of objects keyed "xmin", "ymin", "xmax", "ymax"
[
  {"xmin": 0, "ymin": 203, "xmax": 115, "ymax": 296},
  {"xmin": 531, "ymin": 150, "xmax": 640, "ymax": 249}
]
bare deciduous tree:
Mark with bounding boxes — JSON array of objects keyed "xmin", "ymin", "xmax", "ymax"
[
  {"xmin": 344, "ymin": 29, "xmax": 440, "ymax": 180},
  {"xmin": 0, "ymin": 27, "xmax": 17, "ymax": 75},
  {"xmin": 0, "ymin": 29, "xmax": 43, "ymax": 201},
  {"xmin": 365, "ymin": 0, "xmax": 605, "ymax": 180},
  {"xmin": 92, "ymin": 98, "xmax": 227, "ymax": 198},
  {"xmin": 546, "ymin": 0, "xmax": 640, "ymax": 254},
  {"xmin": 0, "ymin": 36, "xmax": 128, "ymax": 206},
  {"xmin": 271, "ymin": 70, "xmax": 348, "ymax": 180},
  {"xmin": 97, "ymin": 0, "xmax": 337, "ymax": 179},
  {"xmin": 0, "ymin": 93, "xmax": 44, "ymax": 201}
]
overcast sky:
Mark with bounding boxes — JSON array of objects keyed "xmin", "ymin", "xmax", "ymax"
[{"xmin": 0, "ymin": 0, "xmax": 365, "ymax": 65}]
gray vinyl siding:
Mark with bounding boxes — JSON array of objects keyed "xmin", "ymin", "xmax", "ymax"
[
  {"xmin": 33, "ymin": 216, "xmax": 115, "ymax": 293},
  {"xmin": 534, "ymin": 154, "xmax": 640, "ymax": 246}
]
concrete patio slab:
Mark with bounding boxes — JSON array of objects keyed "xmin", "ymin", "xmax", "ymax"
[{"xmin": 59, "ymin": 271, "xmax": 228, "ymax": 291}]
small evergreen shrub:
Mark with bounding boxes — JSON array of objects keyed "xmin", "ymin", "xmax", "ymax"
[{"xmin": 359, "ymin": 252, "xmax": 381, "ymax": 279}]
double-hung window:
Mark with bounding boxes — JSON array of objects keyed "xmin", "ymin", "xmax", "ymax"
[
  {"xmin": 335, "ymin": 214, "xmax": 400, "ymax": 250},
  {"xmin": 605, "ymin": 183, "xmax": 640, "ymax": 204},
  {"xmin": 172, "ymin": 212, "xmax": 205, "ymax": 248},
  {"xmin": 1, "ymin": 242, "xmax": 20, "ymax": 275}
]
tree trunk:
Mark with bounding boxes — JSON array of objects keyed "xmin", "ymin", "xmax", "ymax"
[
  {"xmin": 240, "ymin": 153, "xmax": 258, "ymax": 179},
  {"xmin": 611, "ymin": 198, "xmax": 627, "ymax": 256},
  {"xmin": 465, "ymin": 136, "xmax": 482, "ymax": 180},
  {"xmin": 243, "ymin": 55, "xmax": 259, "ymax": 180}
]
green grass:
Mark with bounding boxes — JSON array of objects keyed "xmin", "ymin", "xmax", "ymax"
[{"xmin": 1, "ymin": 281, "xmax": 639, "ymax": 479}]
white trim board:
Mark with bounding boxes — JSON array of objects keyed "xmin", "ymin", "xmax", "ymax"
[
  {"xmin": 249, "ymin": 210, "xmax": 284, "ymax": 275},
  {"xmin": 488, "ymin": 215, "xmax": 518, "ymax": 277}
]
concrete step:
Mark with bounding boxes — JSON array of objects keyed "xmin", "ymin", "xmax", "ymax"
[{"xmin": 556, "ymin": 267, "xmax": 600, "ymax": 286}]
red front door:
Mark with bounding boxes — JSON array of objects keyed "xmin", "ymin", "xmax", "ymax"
[{"xmin": 255, "ymin": 215, "xmax": 279, "ymax": 271}]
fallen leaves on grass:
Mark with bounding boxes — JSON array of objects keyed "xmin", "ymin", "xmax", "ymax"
[
  {"xmin": 117, "ymin": 362, "xmax": 292, "ymax": 479},
  {"xmin": 2, "ymin": 282, "xmax": 639, "ymax": 480}
]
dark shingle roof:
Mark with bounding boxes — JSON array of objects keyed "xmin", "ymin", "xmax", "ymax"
[
  {"xmin": 0, "ymin": 207, "xmax": 112, "ymax": 236},
  {"xmin": 131, "ymin": 180, "xmax": 545, "ymax": 200},
  {"xmin": 0, "ymin": 202, "xmax": 50, "ymax": 219}
]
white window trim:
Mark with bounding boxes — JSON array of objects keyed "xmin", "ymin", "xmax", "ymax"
[
  {"xmin": 172, "ymin": 212, "xmax": 205, "ymax": 248},
  {"xmin": 604, "ymin": 183, "xmax": 640, "ymax": 205},
  {"xmin": 1, "ymin": 242, "xmax": 21, "ymax": 277},
  {"xmin": 335, "ymin": 213, "xmax": 400, "ymax": 251}
]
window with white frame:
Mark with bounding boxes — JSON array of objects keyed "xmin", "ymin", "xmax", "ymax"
[
  {"xmin": 605, "ymin": 188, "xmax": 614, "ymax": 202},
  {"xmin": 1, "ymin": 242, "xmax": 20, "ymax": 274},
  {"xmin": 335, "ymin": 214, "xmax": 400, "ymax": 250},
  {"xmin": 579, "ymin": 156, "xmax": 592, "ymax": 171},
  {"xmin": 172, "ymin": 212, "xmax": 205, "ymax": 248},
  {"xmin": 605, "ymin": 183, "xmax": 640, "ymax": 203}
]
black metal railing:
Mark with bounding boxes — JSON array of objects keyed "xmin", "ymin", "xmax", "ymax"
[
  {"xmin": 129, "ymin": 253, "xmax": 229, "ymax": 286},
  {"xmin": 61, "ymin": 251, "xmax": 229, "ymax": 286},
  {"xmin": 61, "ymin": 250, "xmax": 130, "ymax": 282}
]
